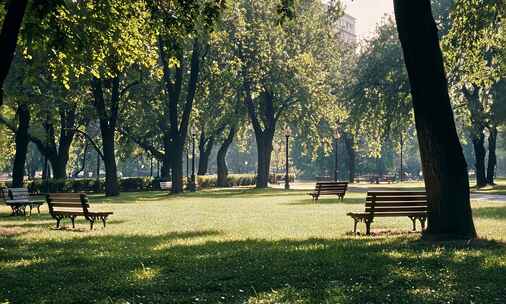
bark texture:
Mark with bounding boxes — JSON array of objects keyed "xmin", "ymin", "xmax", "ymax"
[
  {"xmin": 91, "ymin": 77, "xmax": 120, "ymax": 196},
  {"xmin": 12, "ymin": 104, "xmax": 30, "ymax": 187},
  {"xmin": 393, "ymin": 0, "xmax": 476, "ymax": 238},
  {"xmin": 0, "ymin": 0, "xmax": 28, "ymax": 106},
  {"xmin": 217, "ymin": 127, "xmax": 236, "ymax": 187},
  {"xmin": 486, "ymin": 126, "xmax": 497, "ymax": 185}
]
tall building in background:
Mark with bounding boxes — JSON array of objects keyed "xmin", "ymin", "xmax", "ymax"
[{"xmin": 338, "ymin": 13, "xmax": 357, "ymax": 44}]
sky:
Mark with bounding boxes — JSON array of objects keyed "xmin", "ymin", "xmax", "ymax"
[{"xmin": 341, "ymin": 0, "xmax": 394, "ymax": 40}]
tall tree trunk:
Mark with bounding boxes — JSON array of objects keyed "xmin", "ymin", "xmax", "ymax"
[
  {"xmin": 464, "ymin": 87, "xmax": 487, "ymax": 187},
  {"xmin": 160, "ymin": 136, "xmax": 171, "ymax": 180},
  {"xmin": 486, "ymin": 126, "xmax": 497, "ymax": 185},
  {"xmin": 255, "ymin": 130, "xmax": 274, "ymax": 188},
  {"xmin": 471, "ymin": 131, "xmax": 487, "ymax": 187},
  {"xmin": 101, "ymin": 125, "xmax": 119, "ymax": 196},
  {"xmin": 171, "ymin": 139, "xmax": 184, "ymax": 193},
  {"xmin": 197, "ymin": 131, "xmax": 214, "ymax": 175},
  {"xmin": 344, "ymin": 133, "xmax": 355, "ymax": 183},
  {"xmin": 51, "ymin": 158, "xmax": 67, "ymax": 180},
  {"xmin": 91, "ymin": 77, "xmax": 120, "ymax": 196},
  {"xmin": 12, "ymin": 104, "xmax": 30, "ymax": 187},
  {"xmin": 393, "ymin": 0, "xmax": 476, "ymax": 238},
  {"xmin": 217, "ymin": 127, "xmax": 235, "ymax": 187},
  {"xmin": 0, "ymin": 0, "xmax": 28, "ymax": 107}
]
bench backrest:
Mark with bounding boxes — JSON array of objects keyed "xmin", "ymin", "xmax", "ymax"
[
  {"xmin": 315, "ymin": 181, "xmax": 348, "ymax": 193},
  {"xmin": 365, "ymin": 191, "xmax": 428, "ymax": 214},
  {"xmin": 47, "ymin": 193, "xmax": 89, "ymax": 214},
  {"xmin": 6, "ymin": 188, "xmax": 30, "ymax": 200}
]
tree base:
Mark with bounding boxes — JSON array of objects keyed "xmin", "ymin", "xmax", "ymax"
[{"xmin": 421, "ymin": 231, "xmax": 476, "ymax": 242}]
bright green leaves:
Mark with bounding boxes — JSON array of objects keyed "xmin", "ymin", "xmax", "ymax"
[{"xmin": 39, "ymin": 0, "xmax": 156, "ymax": 84}]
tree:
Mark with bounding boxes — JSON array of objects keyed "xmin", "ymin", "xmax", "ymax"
[
  {"xmin": 0, "ymin": 0, "xmax": 28, "ymax": 107},
  {"xmin": 443, "ymin": 0, "xmax": 505, "ymax": 186},
  {"xmin": 345, "ymin": 18, "xmax": 413, "ymax": 178},
  {"xmin": 230, "ymin": 0, "xmax": 344, "ymax": 188},
  {"xmin": 43, "ymin": 0, "xmax": 155, "ymax": 196},
  {"xmin": 393, "ymin": 0, "xmax": 476, "ymax": 238}
]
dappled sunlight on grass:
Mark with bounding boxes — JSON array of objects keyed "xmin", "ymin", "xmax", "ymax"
[{"xmin": 1, "ymin": 188, "xmax": 506, "ymax": 303}]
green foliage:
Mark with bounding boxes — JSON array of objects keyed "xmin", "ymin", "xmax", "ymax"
[
  {"xmin": 226, "ymin": 0, "xmax": 346, "ymax": 151},
  {"xmin": 345, "ymin": 18, "xmax": 413, "ymax": 157}
]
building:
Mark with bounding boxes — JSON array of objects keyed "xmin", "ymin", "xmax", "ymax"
[{"xmin": 338, "ymin": 13, "xmax": 357, "ymax": 44}]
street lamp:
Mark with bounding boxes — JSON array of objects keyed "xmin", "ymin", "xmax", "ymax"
[
  {"xmin": 43, "ymin": 116, "xmax": 51, "ymax": 193},
  {"xmin": 189, "ymin": 127, "xmax": 197, "ymax": 192},
  {"xmin": 334, "ymin": 125, "xmax": 341, "ymax": 182},
  {"xmin": 284, "ymin": 127, "xmax": 292, "ymax": 190}
]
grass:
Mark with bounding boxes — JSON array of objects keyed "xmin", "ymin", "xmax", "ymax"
[{"xmin": 1, "ymin": 187, "xmax": 506, "ymax": 303}]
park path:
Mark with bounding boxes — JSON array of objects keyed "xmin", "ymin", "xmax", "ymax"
[{"xmin": 272, "ymin": 181, "xmax": 506, "ymax": 202}]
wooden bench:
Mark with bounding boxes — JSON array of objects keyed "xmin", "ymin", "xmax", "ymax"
[
  {"xmin": 308, "ymin": 181, "xmax": 348, "ymax": 201},
  {"xmin": 347, "ymin": 191, "xmax": 428, "ymax": 235},
  {"xmin": 160, "ymin": 181, "xmax": 172, "ymax": 191},
  {"xmin": 46, "ymin": 193, "xmax": 113, "ymax": 230},
  {"xmin": 1, "ymin": 188, "xmax": 45, "ymax": 216}
]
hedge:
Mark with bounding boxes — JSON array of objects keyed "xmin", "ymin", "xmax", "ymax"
[{"xmin": 0, "ymin": 173, "xmax": 295, "ymax": 193}]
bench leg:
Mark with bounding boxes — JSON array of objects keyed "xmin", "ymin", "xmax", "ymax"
[
  {"xmin": 353, "ymin": 219, "xmax": 359, "ymax": 234},
  {"xmin": 89, "ymin": 219, "xmax": 95, "ymax": 230},
  {"xmin": 71, "ymin": 216, "xmax": 75, "ymax": 228},
  {"xmin": 28, "ymin": 205, "xmax": 32, "ymax": 216},
  {"xmin": 365, "ymin": 218, "xmax": 373, "ymax": 235},
  {"xmin": 56, "ymin": 217, "xmax": 62, "ymax": 229},
  {"xmin": 419, "ymin": 217, "xmax": 427, "ymax": 230},
  {"xmin": 101, "ymin": 216, "xmax": 107, "ymax": 228},
  {"xmin": 409, "ymin": 216, "xmax": 417, "ymax": 231}
]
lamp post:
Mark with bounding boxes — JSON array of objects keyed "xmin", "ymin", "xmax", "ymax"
[
  {"xmin": 334, "ymin": 126, "xmax": 341, "ymax": 182},
  {"xmin": 43, "ymin": 116, "xmax": 50, "ymax": 193},
  {"xmin": 189, "ymin": 128, "xmax": 197, "ymax": 192},
  {"xmin": 284, "ymin": 127, "xmax": 291, "ymax": 190},
  {"xmin": 400, "ymin": 132, "xmax": 404, "ymax": 182},
  {"xmin": 186, "ymin": 144, "xmax": 189, "ymax": 180}
]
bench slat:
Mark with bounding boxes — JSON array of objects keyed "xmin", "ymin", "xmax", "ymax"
[
  {"xmin": 367, "ymin": 191, "xmax": 427, "ymax": 196},
  {"xmin": 50, "ymin": 203, "xmax": 90, "ymax": 208},
  {"xmin": 365, "ymin": 202, "xmax": 428, "ymax": 207},
  {"xmin": 365, "ymin": 207, "xmax": 427, "ymax": 212},
  {"xmin": 366, "ymin": 196, "xmax": 427, "ymax": 202}
]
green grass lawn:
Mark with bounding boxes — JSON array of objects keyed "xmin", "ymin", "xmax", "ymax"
[{"xmin": 1, "ymin": 188, "xmax": 506, "ymax": 303}]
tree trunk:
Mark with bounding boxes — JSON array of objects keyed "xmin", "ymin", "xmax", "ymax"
[
  {"xmin": 255, "ymin": 131, "xmax": 274, "ymax": 188},
  {"xmin": 0, "ymin": 0, "xmax": 28, "ymax": 107},
  {"xmin": 197, "ymin": 132, "xmax": 214, "ymax": 176},
  {"xmin": 101, "ymin": 125, "xmax": 119, "ymax": 196},
  {"xmin": 486, "ymin": 126, "xmax": 497, "ymax": 185},
  {"xmin": 217, "ymin": 127, "xmax": 236, "ymax": 187},
  {"xmin": 91, "ymin": 77, "xmax": 120, "ymax": 196},
  {"xmin": 51, "ymin": 158, "xmax": 67, "ymax": 180},
  {"xmin": 171, "ymin": 139, "xmax": 184, "ymax": 193},
  {"xmin": 344, "ymin": 134, "xmax": 355, "ymax": 183},
  {"xmin": 471, "ymin": 131, "xmax": 487, "ymax": 187},
  {"xmin": 12, "ymin": 104, "xmax": 30, "ymax": 187},
  {"xmin": 393, "ymin": 0, "xmax": 476, "ymax": 238}
]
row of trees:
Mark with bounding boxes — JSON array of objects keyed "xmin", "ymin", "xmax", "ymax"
[
  {"xmin": 0, "ymin": 0, "xmax": 504, "ymax": 237},
  {"xmin": 0, "ymin": 0, "xmax": 346, "ymax": 195}
]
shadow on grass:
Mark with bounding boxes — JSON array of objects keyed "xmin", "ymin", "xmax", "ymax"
[
  {"xmin": 1, "ymin": 231, "xmax": 505, "ymax": 303},
  {"xmin": 472, "ymin": 184, "xmax": 506, "ymax": 196},
  {"xmin": 473, "ymin": 206, "xmax": 506, "ymax": 219},
  {"xmin": 87, "ymin": 188, "xmax": 310, "ymax": 204}
]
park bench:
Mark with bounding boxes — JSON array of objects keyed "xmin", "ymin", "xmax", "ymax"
[
  {"xmin": 347, "ymin": 191, "xmax": 428, "ymax": 235},
  {"xmin": 47, "ymin": 193, "xmax": 113, "ymax": 230},
  {"xmin": 160, "ymin": 181, "xmax": 172, "ymax": 191},
  {"xmin": 1, "ymin": 188, "xmax": 45, "ymax": 216},
  {"xmin": 308, "ymin": 181, "xmax": 348, "ymax": 201}
]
